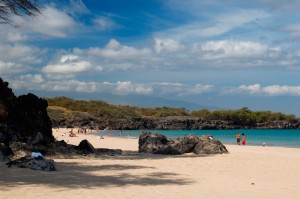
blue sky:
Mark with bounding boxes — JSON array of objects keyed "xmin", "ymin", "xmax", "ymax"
[{"xmin": 2, "ymin": 0, "xmax": 300, "ymax": 115}]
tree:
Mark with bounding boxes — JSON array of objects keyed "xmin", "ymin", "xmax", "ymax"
[{"xmin": 0, "ymin": 0, "xmax": 40, "ymax": 25}]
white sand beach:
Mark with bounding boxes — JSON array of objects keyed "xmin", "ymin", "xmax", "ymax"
[{"xmin": 1, "ymin": 128, "xmax": 300, "ymax": 199}]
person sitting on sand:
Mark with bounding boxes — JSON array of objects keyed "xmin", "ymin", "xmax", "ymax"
[
  {"xmin": 69, "ymin": 129, "xmax": 76, "ymax": 137},
  {"xmin": 242, "ymin": 133, "xmax": 246, "ymax": 145}
]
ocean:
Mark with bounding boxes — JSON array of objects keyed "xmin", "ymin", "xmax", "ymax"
[{"xmin": 106, "ymin": 129, "xmax": 300, "ymax": 148}]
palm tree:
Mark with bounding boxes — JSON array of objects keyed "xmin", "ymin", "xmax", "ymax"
[{"xmin": 0, "ymin": 0, "xmax": 40, "ymax": 25}]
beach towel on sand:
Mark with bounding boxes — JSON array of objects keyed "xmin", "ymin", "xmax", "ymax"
[{"xmin": 31, "ymin": 152, "xmax": 44, "ymax": 158}]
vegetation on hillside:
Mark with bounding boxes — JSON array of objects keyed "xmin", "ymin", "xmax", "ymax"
[
  {"xmin": 46, "ymin": 97, "xmax": 189, "ymax": 120},
  {"xmin": 46, "ymin": 97, "xmax": 299, "ymax": 125},
  {"xmin": 191, "ymin": 107, "xmax": 298, "ymax": 126}
]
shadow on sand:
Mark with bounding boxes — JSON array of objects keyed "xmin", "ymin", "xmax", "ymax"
[
  {"xmin": 93, "ymin": 149, "xmax": 211, "ymax": 160},
  {"xmin": 1, "ymin": 153, "xmax": 196, "ymax": 189}
]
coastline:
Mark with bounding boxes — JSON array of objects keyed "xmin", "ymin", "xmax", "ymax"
[
  {"xmin": 1, "ymin": 128, "xmax": 300, "ymax": 199},
  {"xmin": 102, "ymin": 129, "xmax": 300, "ymax": 148}
]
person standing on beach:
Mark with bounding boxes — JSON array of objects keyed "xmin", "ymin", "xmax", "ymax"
[
  {"xmin": 242, "ymin": 133, "xmax": 246, "ymax": 145},
  {"xmin": 236, "ymin": 133, "xmax": 241, "ymax": 145}
]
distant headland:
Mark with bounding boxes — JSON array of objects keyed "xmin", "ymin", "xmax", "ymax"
[{"xmin": 46, "ymin": 96, "xmax": 300, "ymax": 130}]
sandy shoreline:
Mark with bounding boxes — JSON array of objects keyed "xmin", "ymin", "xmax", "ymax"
[{"xmin": 1, "ymin": 128, "xmax": 300, "ymax": 199}]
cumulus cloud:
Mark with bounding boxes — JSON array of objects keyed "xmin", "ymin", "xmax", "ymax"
[
  {"xmin": 85, "ymin": 39, "xmax": 151, "ymax": 59},
  {"xmin": 262, "ymin": 85, "xmax": 300, "ymax": 96},
  {"xmin": 72, "ymin": 39, "xmax": 154, "ymax": 71},
  {"xmin": 112, "ymin": 81, "xmax": 153, "ymax": 95},
  {"xmin": 69, "ymin": 38, "xmax": 288, "ymax": 71},
  {"xmin": 187, "ymin": 39, "xmax": 284, "ymax": 68},
  {"xmin": 187, "ymin": 84, "xmax": 214, "ymax": 95},
  {"xmin": 199, "ymin": 40, "xmax": 269, "ymax": 59},
  {"xmin": 0, "ymin": 44, "xmax": 44, "ymax": 64},
  {"xmin": 153, "ymin": 82, "xmax": 213, "ymax": 96},
  {"xmin": 10, "ymin": 74, "xmax": 45, "ymax": 90},
  {"xmin": 24, "ymin": 6, "xmax": 77, "ymax": 38},
  {"xmin": 8, "ymin": 75, "xmax": 213, "ymax": 98},
  {"xmin": 10, "ymin": 77, "xmax": 154, "ymax": 95},
  {"xmin": 238, "ymin": 84, "xmax": 262, "ymax": 94},
  {"xmin": 0, "ymin": 44, "xmax": 43, "ymax": 75},
  {"xmin": 0, "ymin": 31, "xmax": 28, "ymax": 42},
  {"xmin": 42, "ymin": 54, "xmax": 103, "ymax": 74},
  {"xmin": 154, "ymin": 38, "xmax": 184, "ymax": 53},
  {"xmin": 231, "ymin": 84, "xmax": 300, "ymax": 96},
  {"xmin": 0, "ymin": 61, "xmax": 31, "ymax": 74}
]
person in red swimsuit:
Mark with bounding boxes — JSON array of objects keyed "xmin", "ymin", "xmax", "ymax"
[{"xmin": 242, "ymin": 133, "xmax": 246, "ymax": 145}]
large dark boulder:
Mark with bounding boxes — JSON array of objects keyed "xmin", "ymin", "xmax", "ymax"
[
  {"xmin": 76, "ymin": 139, "xmax": 95, "ymax": 154},
  {"xmin": 0, "ymin": 78, "xmax": 54, "ymax": 145},
  {"xmin": 6, "ymin": 156, "xmax": 56, "ymax": 171},
  {"xmin": 6, "ymin": 139, "xmax": 122, "ymax": 160},
  {"xmin": 0, "ymin": 78, "xmax": 54, "ymax": 161},
  {"xmin": 138, "ymin": 132, "xmax": 228, "ymax": 155},
  {"xmin": 168, "ymin": 134, "xmax": 199, "ymax": 154},
  {"xmin": 0, "ymin": 142, "xmax": 13, "ymax": 161},
  {"xmin": 138, "ymin": 132, "xmax": 168, "ymax": 153},
  {"xmin": 193, "ymin": 135, "xmax": 228, "ymax": 155}
]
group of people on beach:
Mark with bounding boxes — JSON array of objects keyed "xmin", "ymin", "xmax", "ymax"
[
  {"xmin": 68, "ymin": 127, "xmax": 89, "ymax": 137},
  {"xmin": 236, "ymin": 132, "xmax": 246, "ymax": 145}
]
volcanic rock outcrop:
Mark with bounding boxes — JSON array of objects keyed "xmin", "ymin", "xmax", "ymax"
[
  {"xmin": 6, "ymin": 156, "xmax": 56, "ymax": 171},
  {"xmin": 138, "ymin": 132, "xmax": 228, "ymax": 155},
  {"xmin": 0, "ymin": 78, "xmax": 54, "ymax": 145},
  {"xmin": 0, "ymin": 78, "xmax": 54, "ymax": 160}
]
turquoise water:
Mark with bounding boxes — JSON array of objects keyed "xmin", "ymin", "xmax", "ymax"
[{"xmin": 109, "ymin": 129, "xmax": 300, "ymax": 148}]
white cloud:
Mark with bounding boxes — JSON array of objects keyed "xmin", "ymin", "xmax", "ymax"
[
  {"xmin": 60, "ymin": 55, "xmax": 79, "ymax": 63},
  {"xmin": 135, "ymin": 85, "xmax": 153, "ymax": 95},
  {"xmin": 153, "ymin": 82, "xmax": 213, "ymax": 96},
  {"xmin": 44, "ymin": 74, "xmax": 75, "ymax": 81},
  {"xmin": 67, "ymin": 0, "xmax": 90, "ymax": 16},
  {"xmin": 9, "ymin": 75, "xmax": 213, "ymax": 97},
  {"xmin": 10, "ymin": 78, "xmax": 154, "ymax": 95},
  {"xmin": 199, "ymin": 40, "xmax": 269, "ymax": 59},
  {"xmin": 232, "ymin": 84, "xmax": 300, "ymax": 96},
  {"xmin": 20, "ymin": 74, "xmax": 45, "ymax": 84},
  {"xmin": 0, "ymin": 44, "xmax": 43, "ymax": 64},
  {"xmin": 85, "ymin": 39, "xmax": 151, "ymax": 59},
  {"xmin": 154, "ymin": 38, "xmax": 184, "ymax": 53},
  {"xmin": 75, "ymin": 81, "xmax": 97, "ymax": 93},
  {"xmin": 262, "ymin": 85, "xmax": 300, "ymax": 96},
  {"xmin": 42, "ymin": 54, "xmax": 103, "ymax": 74},
  {"xmin": 25, "ymin": 6, "xmax": 77, "ymax": 38},
  {"xmin": 93, "ymin": 17, "xmax": 115, "ymax": 31},
  {"xmin": 0, "ymin": 61, "xmax": 31, "ymax": 74},
  {"xmin": 10, "ymin": 74, "xmax": 45, "ymax": 89},
  {"xmin": 238, "ymin": 84, "xmax": 262, "ymax": 94},
  {"xmin": 69, "ymin": 38, "xmax": 289, "ymax": 71},
  {"xmin": 3, "ymin": 31, "xmax": 27, "ymax": 42},
  {"xmin": 187, "ymin": 84, "xmax": 214, "ymax": 95},
  {"xmin": 281, "ymin": 23, "xmax": 300, "ymax": 38},
  {"xmin": 200, "ymin": 9, "xmax": 269, "ymax": 37},
  {"xmin": 113, "ymin": 81, "xmax": 153, "ymax": 95},
  {"xmin": 155, "ymin": 8, "xmax": 270, "ymax": 40},
  {"xmin": 72, "ymin": 39, "xmax": 154, "ymax": 71},
  {"xmin": 40, "ymin": 81, "xmax": 74, "ymax": 92}
]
